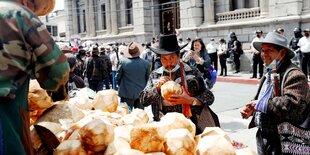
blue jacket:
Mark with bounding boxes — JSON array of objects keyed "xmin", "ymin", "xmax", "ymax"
[{"xmin": 116, "ymin": 57, "xmax": 150, "ymax": 99}]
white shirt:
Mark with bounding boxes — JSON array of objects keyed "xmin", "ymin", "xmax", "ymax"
[
  {"xmin": 217, "ymin": 43, "xmax": 227, "ymax": 54},
  {"xmin": 297, "ymin": 36, "xmax": 310, "ymax": 53},
  {"xmin": 206, "ymin": 41, "xmax": 218, "ymax": 54},
  {"xmin": 110, "ymin": 52, "xmax": 124, "ymax": 71},
  {"xmin": 251, "ymin": 37, "xmax": 264, "ymax": 53}
]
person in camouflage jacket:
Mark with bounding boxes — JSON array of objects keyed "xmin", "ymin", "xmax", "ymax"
[{"xmin": 0, "ymin": 0, "xmax": 70, "ymax": 154}]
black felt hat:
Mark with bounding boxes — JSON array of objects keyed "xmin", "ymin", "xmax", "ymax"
[{"xmin": 150, "ymin": 34, "xmax": 188, "ymax": 55}]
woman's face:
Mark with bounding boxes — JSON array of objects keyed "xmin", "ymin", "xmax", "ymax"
[
  {"xmin": 160, "ymin": 53, "xmax": 179, "ymax": 71},
  {"xmin": 193, "ymin": 41, "xmax": 202, "ymax": 52}
]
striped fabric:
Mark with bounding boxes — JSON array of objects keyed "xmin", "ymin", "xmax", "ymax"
[{"xmin": 255, "ymin": 84, "xmax": 273, "ymax": 113}]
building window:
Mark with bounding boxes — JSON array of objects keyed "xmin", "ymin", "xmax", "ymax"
[
  {"xmin": 230, "ymin": 0, "xmax": 255, "ymax": 11},
  {"xmin": 46, "ymin": 25, "xmax": 52, "ymax": 34},
  {"xmin": 46, "ymin": 25, "xmax": 57, "ymax": 36},
  {"xmin": 101, "ymin": 4, "xmax": 107, "ymax": 29},
  {"xmin": 125, "ymin": 0, "xmax": 133, "ymax": 25},
  {"xmin": 59, "ymin": 32, "xmax": 66, "ymax": 37},
  {"xmin": 83, "ymin": 10, "xmax": 86, "ymax": 32},
  {"xmin": 52, "ymin": 26, "xmax": 58, "ymax": 36}
]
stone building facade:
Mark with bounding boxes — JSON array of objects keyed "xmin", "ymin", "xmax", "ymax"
[{"xmin": 65, "ymin": 0, "xmax": 310, "ymax": 71}]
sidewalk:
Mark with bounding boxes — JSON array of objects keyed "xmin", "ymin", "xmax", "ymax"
[{"xmin": 216, "ymin": 71, "xmax": 310, "ymax": 87}]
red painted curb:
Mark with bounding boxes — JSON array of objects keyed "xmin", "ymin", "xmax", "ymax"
[
  {"xmin": 217, "ymin": 76, "xmax": 310, "ymax": 87},
  {"xmin": 217, "ymin": 76, "xmax": 260, "ymax": 85}
]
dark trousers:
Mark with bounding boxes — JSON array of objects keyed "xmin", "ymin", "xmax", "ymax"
[
  {"xmin": 88, "ymin": 80, "xmax": 103, "ymax": 92},
  {"xmin": 219, "ymin": 57, "xmax": 227, "ymax": 76},
  {"xmin": 104, "ymin": 77, "xmax": 110, "ymax": 89},
  {"xmin": 121, "ymin": 97, "xmax": 144, "ymax": 111},
  {"xmin": 209, "ymin": 52, "xmax": 218, "ymax": 71},
  {"xmin": 256, "ymin": 129, "xmax": 281, "ymax": 155},
  {"xmin": 233, "ymin": 53, "xmax": 241, "ymax": 72},
  {"xmin": 252, "ymin": 54, "xmax": 264, "ymax": 78},
  {"xmin": 301, "ymin": 52, "xmax": 310, "ymax": 76}
]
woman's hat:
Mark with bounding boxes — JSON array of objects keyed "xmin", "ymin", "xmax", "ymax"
[
  {"xmin": 150, "ymin": 34, "xmax": 188, "ymax": 55},
  {"xmin": 33, "ymin": 0, "xmax": 56, "ymax": 16},
  {"xmin": 253, "ymin": 32, "xmax": 295, "ymax": 59},
  {"xmin": 123, "ymin": 42, "xmax": 142, "ymax": 58}
]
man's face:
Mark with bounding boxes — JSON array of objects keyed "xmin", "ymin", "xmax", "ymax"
[
  {"xmin": 21, "ymin": 0, "xmax": 35, "ymax": 12},
  {"xmin": 257, "ymin": 32, "xmax": 262, "ymax": 37},
  {"xmin": 160, "ymin": 53, "xmax": 179, "ymax": 71},
  {"xmin": 261, "ymin": 43, "xmax": 284, "ymax": 66}
]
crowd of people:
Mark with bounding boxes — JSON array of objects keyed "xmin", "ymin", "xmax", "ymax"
[{"xmin": 0, "ymin": 0, "xmax": 309, "ymax": 155}]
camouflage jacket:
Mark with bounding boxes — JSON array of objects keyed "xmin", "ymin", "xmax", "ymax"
[{"xmin": 0, "ymin": 1, "xmax": 70, "ymax": 99}]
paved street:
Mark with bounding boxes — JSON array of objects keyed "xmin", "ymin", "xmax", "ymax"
[{"xmin": 211, "ymin": 82, "xmax": 258, "ymax": 152}]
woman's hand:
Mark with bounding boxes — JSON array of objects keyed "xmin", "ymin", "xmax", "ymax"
[
  {"xmin": 156, "ymin": 76, "xmax": 171, "ymax": 92},
  {"xmin": 240, "ymin": 100, "xmax": 257, "ymax": 119}
]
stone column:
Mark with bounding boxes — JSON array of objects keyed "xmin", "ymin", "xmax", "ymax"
[
  {"xmin": 204, "ymin": 0, "xmax": 215, "ymax": 25},
  {"xmin": 65, "ymin": 0, "xmax": 72, "ymax": 40},
  {"xmin": 303, "ymin": 0, "xmax": 310, "ymax": 14},
  {"xmin": 110, "ymin": 0, "xmax": 118, "ymax": 35},
  {"xmin": 238, "ymin": 0, "xmax": 245, "ymax": 9},
  {"xmin": 106, "ymin": 0, "xmax": 112, "ymax": 34},
  {"xmin": 133, "ymin": 0, "xmax": 153, "ymax": 34},
  {"xmin": 260, "ymin": 0, "xmax": 269, "ymax": 17},
  {"xmin": 88, "ymin": 0, "xmax": 96, "ymax": 36},
  {"xmin": 180, "ymin": 0, "xmax": 203, "ymax": 28},
  {"xmin": 72, "ymin": 0, "xmax": 79, "ymax": 34},
  {"xmin": 85, "ymin": 0, "xmax": 90, "ymax": 35}
]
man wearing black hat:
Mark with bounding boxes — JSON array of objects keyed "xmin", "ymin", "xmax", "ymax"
[
  {"xmin": 75, "ymin": 49, "xmax": 87, "ymax": 79},
  {"xmin": 250, "ymin": 30, "xmax": 264, "ymax": 79},
  {"xmin": 85, "ymin": 46, "xmax": 108, "ymax": 92},
  {"xmin": 140, "ymin": 34, "xmax": 216, "ymax": 134},
  {"xmin": 241, "ymin": 32, "xmax": 309, "ymax": 155}
]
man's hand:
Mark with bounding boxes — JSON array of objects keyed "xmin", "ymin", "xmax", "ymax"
[
  {"xmin": 240, "ymin": 100, "xmax": 257, "ymax": 119},
  {"xmin": 156, "ymin": 76, "xmax": 171, "ymax": 92},
  {"xmin": 47, "ymin": 83, "xmax": 69, "ymax": 102},
  {"xmin": 254, "ymin": 51, "xmax": 260, "ymax": 55},
  {"xmin": 166, "ymin": 90, "xmax": 194, "ymax": 105}
]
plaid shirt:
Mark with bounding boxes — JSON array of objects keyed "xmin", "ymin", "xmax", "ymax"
[{"xmin": 139, "ymin": 62, "xmax": 214, "ymax": 121}]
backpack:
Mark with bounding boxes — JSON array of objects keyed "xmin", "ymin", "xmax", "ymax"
[
  {"xmin": 208, "ymin": 66, "xmax": 217, "ymax": 87},
  {"xmin": 87, "ymin": 57, "xmax": 106, "ymax": 81},
  {"xmin": 204, "ymin": 65, "xmax": 217, "ymax": 89}
]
